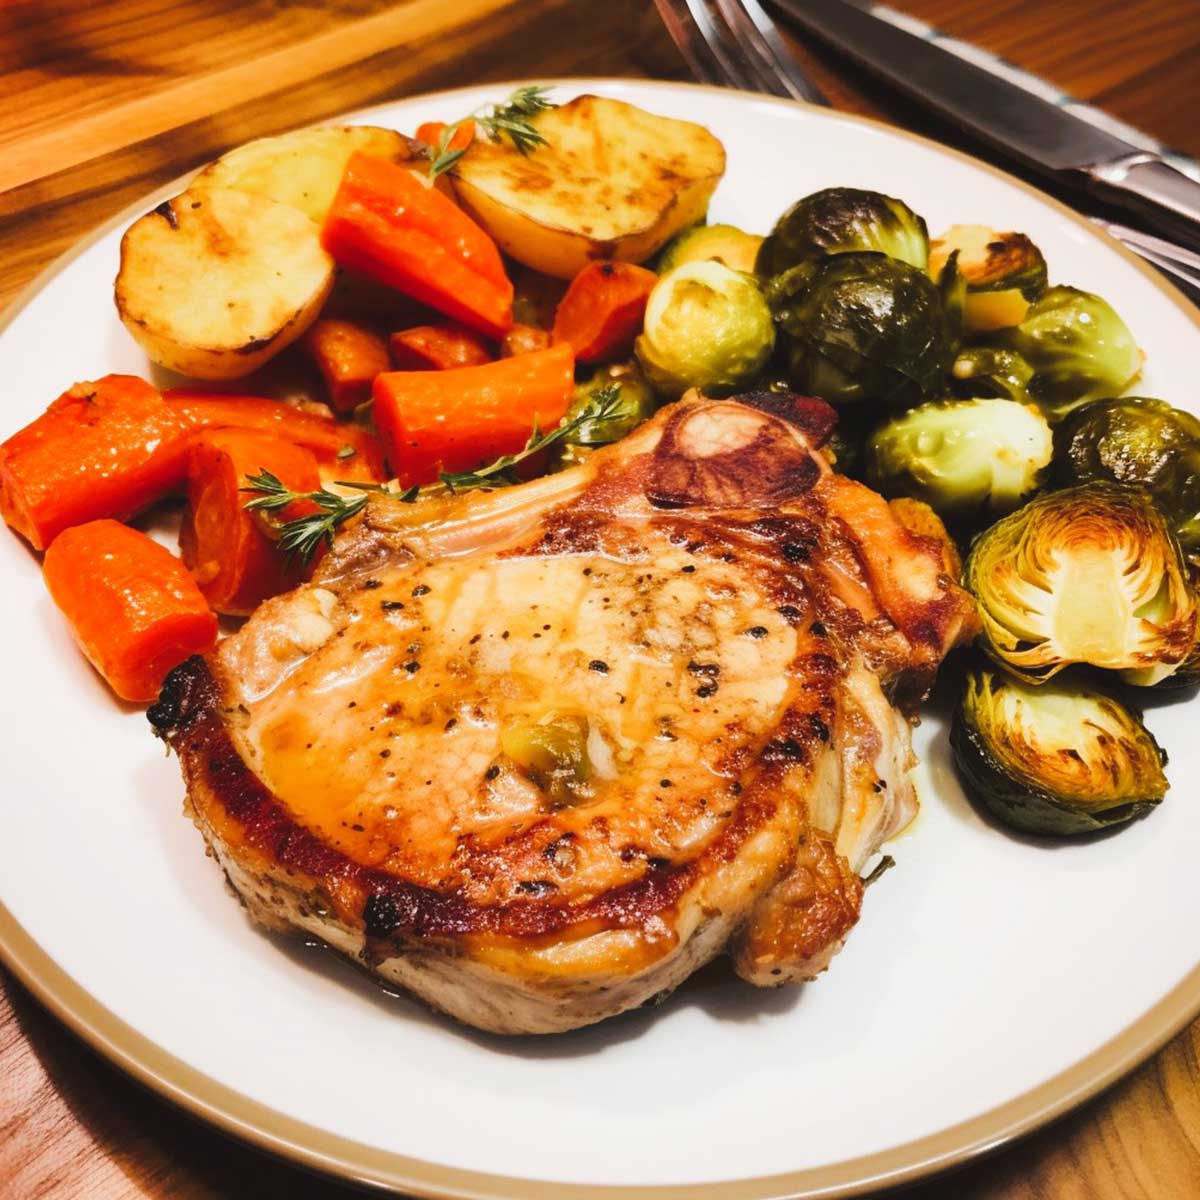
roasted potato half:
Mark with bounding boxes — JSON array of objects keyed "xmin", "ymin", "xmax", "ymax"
[
  {"xmin": 193, "ymin": 125, "xmax": 419, "ymax": 225},
  {"xmin": 451, "ymin": 95, "xmax": 726, "ymax": 279},
  {"xmin": 115, "ymin": 187, "xmax": 335, "ymax": 380}
]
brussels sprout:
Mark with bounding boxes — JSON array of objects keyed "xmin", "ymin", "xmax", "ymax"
[
  {"xmin": 757, "ymin": 187, "xmax": 929, "ymax": 277},
  {"xmin": 928, "ymin": 225, "xmax": 1047, "ymax": 332},
  {"xmin": 1052, "ymin": 396, "xmax": 1200, "ymax": 556},
  {"xmin": 500, "ymin": 714, "xmax": 591, "ymax": 805},
  {"xmin": 1013, "ymin": 285, "xmax": 1142, "ymax": 422},
  {"xmin": 865, "ymin": 398, "xmax": 1052, "ymax": 522},
  {"xmin": 965, "ymin": 483, "xmax": 1197, "ymax": 685},
  {"xmin": 561, "ymin": 362, "xmax": 657, "ymax": 447},
  {"xmin": 635, "ymin": 261, "xmax": 775, "ymax": 398},
  {"xmin": 823, "ymin": 407, "xmax": 871, "ymax": 477},
  {"xmin": 935, "ymin": 250, "xmax": 967, "ymax": 342},
  {"xmin": 951, "ymin": 664, "xmax": 1167, "ymax": 836},
  {"xmin": 949, "ymin": 345, "xmax": 1035, "ymax": 403},
  {"xmin": 766, "ymin": 252, "xmax": 954, "ymax": 406},
  {"xmin": 658, "ymin": 223, "xmax": 764, "ymax": 274}
]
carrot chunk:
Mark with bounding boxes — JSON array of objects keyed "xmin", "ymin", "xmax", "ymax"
[
  {"xmin": 322, "ymin": 152, "xmax": 513, "ymax": 338},
  {"xmin": 552, "ymin": 261, "xmax": 658, "ymax": 363},
  {"xmin": 389, "ymin": 323, "xmax": 493, "ymax": 371},
  {"xmin": 301, "ymin": 318, "xmax": 391, "ymax": 413},
  {"xmin": 415, "ymin": 119, "xmax": 476, "ymax": 154},
  {"xmin": 43, "ymin": 520, "xmax": 218, "ymax": 703},
  {"xmin": 372, "ymin": 342, "xmax": 575, "ymax": 484},
  {"xmin": 164, "ymin": 390, "xmax": 387, "ymax": 482},
  {"xmin": 0, "ymin": 375, "xmax": 190, "ymax": 551},
  {"xmin": 180, "ymin": 430, "xmax": 321, "ymax": 616},
  {"xmin": 499, "ymin": 323, "xmax": 552, "ymax": 358}
]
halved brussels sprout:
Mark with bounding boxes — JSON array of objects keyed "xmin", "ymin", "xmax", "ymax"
[
  {"xmin": 766, "ymin": 252, "xmax": 954, "ymax": 406},
  {"xmin": 966, "ymin": 483, "xmax": 1196, "ymax": 685},
  {"xmin": 951, "ymin": 664, "xmax": 1167, "ymax": 836},
  {"xmin": 500, "ymin": 713, "xmax": 591, "ymax": 805},
  {"xmin": 635, "ymin": 260, "xmax": 775, "ymax": 398},
  {"xmin": 949, "ymin": 345, "xmax": 1035, "ymax": 404},
  {"xmin": 1014, "ymin": 285, "xmax": 1142, "ymax": 422},
  {"xmin": 865, "ymin": 397, "xmax": 1052, "ymax": 522},
  {"xmin": 658, "ymin": 223, "xmax": 764, "ymax": 274},
  {"xmin": 1052, "ymin": 396, "xmax": 1200, "ymax": 557},
  {"xmin": 561, "ymin": 362, "xmax": 657, "ymax": 447},
  {"xmin": 928, "ymin": 225, "xmax": 1047, "ymax": 332},
  {"xmin": 757, "ymin": 187, "xmax": 929, "ymax": 277}
]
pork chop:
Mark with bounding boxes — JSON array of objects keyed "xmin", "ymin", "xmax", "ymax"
[{"xmin": 149, "ymin": 392, "xmax": 977, "ymax": 1034}]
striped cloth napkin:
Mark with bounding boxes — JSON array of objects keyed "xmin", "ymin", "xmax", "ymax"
[{"xmin": 870, "ymin": 4, "xmax": 1200, "ymax": 181}]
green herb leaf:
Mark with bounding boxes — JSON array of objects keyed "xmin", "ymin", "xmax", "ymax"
[
  {"xmin": 439, "ymin": 384, "xmax": 622, "ymax": 493},
  {"xmin": 424, "ymin": 85, "xmax": 555, "ymax": 182},
  {"xmin": 862, "ymin": 854, "xmax": 896, "ymax": 888},
  {"xmin": 241, "ymin": 472, "xmax": 369, "ymax": 565}
]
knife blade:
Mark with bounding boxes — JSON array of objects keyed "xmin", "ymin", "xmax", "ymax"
[{"xmin": 768, "ymin": 0, "xmax": 1200, "ymax": 250}]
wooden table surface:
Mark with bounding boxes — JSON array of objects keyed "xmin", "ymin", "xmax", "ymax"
[{"xmin": 3, "ymin": 2, "xmax": 1200, "ymax": 1196}]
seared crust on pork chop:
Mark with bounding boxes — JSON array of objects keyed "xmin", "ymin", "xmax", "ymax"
[{"xmin": 151, "ymin": 392, "xmax": 977, "ymax": 1033}]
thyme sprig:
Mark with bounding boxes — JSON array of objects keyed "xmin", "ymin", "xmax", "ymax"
[
  {"xmin": 241, "ymin": 473, "xmax": 415, "ymax": 565},
  {"xmin": 242, "ymin": 384, "xmax": 619, "ymax": 562},
  {"xmin": 426, "ymin": 85, "xmax": 556, "ymax": 180},
  {"xmin": 439, "ymin": 385, "xmax": 622, "ymax": 493}
]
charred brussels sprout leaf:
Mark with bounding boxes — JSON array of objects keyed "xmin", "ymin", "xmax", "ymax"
[
  {"xmin": 757, "ymin": 187, "xmax": 929, "ymax": 277},
  {"xmin": 658, "ymin": 223, "xmax": 764, "ymax": 274},
  {"xmin": 966, "ymin": 483, "xmax": 1196, "ymax": 685},
  {"xmin": 928, "ymin": 225, "xmax": 1047, "ymax": 332},
  {"xmin": 766, "ymin": 252, "xmax": 954, "ymax": 406},
  {"xmin": 1014, "ymin": 286, "xmax": 1142, "ymax": 422},
  {"xmin": 935, "ymin": 250, "xmax": 967, "ymax": 343},
  {"xmin": 951, "ymin": 664, "xmax": 1167, "ymax": 836},
  {"xmin": 950, "ymin": 345, "xmax": 1035, "ymax": 404},
  {"xmin": 560, "ymin": 363, "xmax": 657, "ymax": 447},
  {"xmin": 865, "ymin": 398, "xmax": 1052, "ymax": 522},
  {"xmin": 1052, "ymin": 396, "xmax": 1200, "ymax": 557},
  {"xmin": 1125, "ymin": 624, "xmax": 1200, "ymax": 690},
  {"xmin": 635, "ymin": 260, "xmax": 775, "ymax": 398}
]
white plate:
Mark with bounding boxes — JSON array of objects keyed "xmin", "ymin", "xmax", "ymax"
[{"xmin": 2, "ymin": 79, "xmax": 1198, "ymax": 1200}]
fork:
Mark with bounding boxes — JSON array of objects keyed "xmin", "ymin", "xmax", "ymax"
[
  {"xmin": 654, "ymin": 0, "xmax": 827, "ymax": 105},
  {"xmin": 654, "ymin": 0, "xmax": 1200, "ymax": 303}
]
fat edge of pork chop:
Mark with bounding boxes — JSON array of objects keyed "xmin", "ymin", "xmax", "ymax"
[{"xmin": 150, "ymin": 391, "xmax": 977, "ymax": 1034}]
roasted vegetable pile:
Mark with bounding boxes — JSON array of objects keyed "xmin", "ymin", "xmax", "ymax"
[{"xmin": 2, "ymin": 87, "xmax": 1193, "ymax": 853}]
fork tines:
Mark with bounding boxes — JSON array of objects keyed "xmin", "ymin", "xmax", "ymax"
[{"xmin": 654, "ymin": 0, "xmax": 828, "ymax": 105}]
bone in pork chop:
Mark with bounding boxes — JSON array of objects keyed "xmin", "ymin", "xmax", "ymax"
[{"xmin": 149, "ymin": 391, "xmax": 977, "ymax": 1034}]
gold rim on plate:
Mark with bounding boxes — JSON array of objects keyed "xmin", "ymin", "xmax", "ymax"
[{"xmin": 2, "ymin": 77, "xmax": 1198, "ymax": 1200}]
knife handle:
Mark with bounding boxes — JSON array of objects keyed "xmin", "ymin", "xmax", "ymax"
[{"xmin": 1084, "ymin": 154, "xmax": 1200, "ymax": 253}]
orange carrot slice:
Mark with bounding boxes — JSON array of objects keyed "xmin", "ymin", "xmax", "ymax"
[
  {"xmin": 552, "ymin": 261, "xmax": 658, "ymax": 363},
  {"xmin": 180, "ymin": 430, "xmax": 321, "ymax": 616},
  {"xmin": 43, "ymin": 519, "xmax": 217, "ymax": 703},
  {"xmin": 372, "ymin": 343, "xmax": 575, "ymax": 484},
  {"xmin": 389, "ymin": 323, "xmax": 493, "ymax": 371},
  {"xmin": 0, "ymin": 375, "xmax": 190, "ymax": 551}
]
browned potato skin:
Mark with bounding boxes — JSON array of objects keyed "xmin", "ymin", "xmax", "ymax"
[
  {"xmin": 115, "ymin": 187, "xmax": 335, "ymax": 380},
  {"xmin": 193, "ymin": 125, "xmax": 421, "ymax": 226},
  {"xmin": 451, "ymin": 95, "xmax": 726, "ymax": 279}
]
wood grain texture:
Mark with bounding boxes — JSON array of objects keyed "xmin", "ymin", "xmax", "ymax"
[{"xmin": 1, "ymin": 1, "xmax": 1198, "ymax": 1196}]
